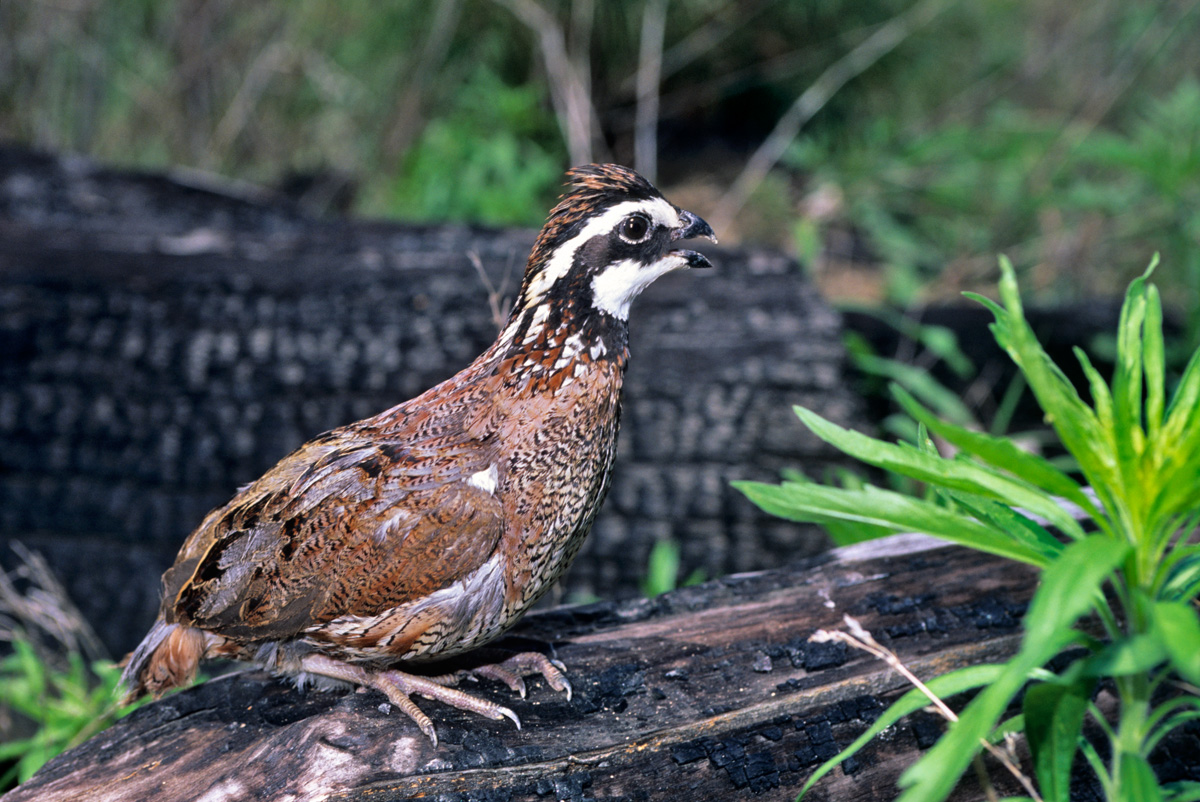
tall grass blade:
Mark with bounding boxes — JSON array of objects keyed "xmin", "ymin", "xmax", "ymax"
[
  {"xmin": 798, "ymin": 665, "xmax": 1005, "ymax": 799},
  {"xmin": 897, "ymin": 536, "xmax": 1128, "ymax": 801}
]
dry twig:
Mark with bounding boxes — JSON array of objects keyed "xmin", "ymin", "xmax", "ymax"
[
  {"xmin": 812, "ymin": 614, "xmax": 1041, "ymax": 802},
  {"xmin": 569, "ymin": 0, "xmax": 595, "ymax": 133},
  {"xmin": 207, "ymin": 14, "xmax": 294, "ymax": 168},
  {"xmin": 382, "ymin": 0, "xmax": 464, "ymax": 166},
  {"xmin": 493, "ymin": 0, "xmax": 597, "ymax": 165},
  {"xmin": 468, "ymin": 251, "xmax": 514, "ymax": 332},
  {"xmin": 634, "ymin": 0, "xmax": 668, "ymax": 182},
  {"xmin": 0, "ymin": 543, "xmax": 106, "ymax": 667}
]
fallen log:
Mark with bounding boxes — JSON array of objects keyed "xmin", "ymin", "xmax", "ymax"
[{"xmin": 5, "ymin": 535, "xmax": 1054, "ymax": 802}]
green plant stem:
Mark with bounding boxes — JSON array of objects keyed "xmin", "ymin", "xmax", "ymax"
[
  {"xmin": 1094, "ymin": 595, "xmax": 1124, "ymax": 643},
  {"xmin": 1111, "ymin": 673, "xmax": 1152, "ymax": 792}
]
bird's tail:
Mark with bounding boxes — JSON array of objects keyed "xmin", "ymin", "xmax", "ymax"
[{"xmin": 119, "ymin": 620, "xmax": 207, "ymax": 704}]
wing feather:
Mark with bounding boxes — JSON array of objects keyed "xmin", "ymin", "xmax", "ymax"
[{"xmin": 163, "ymin": 417, "xmax": 504, "ymax": 643}]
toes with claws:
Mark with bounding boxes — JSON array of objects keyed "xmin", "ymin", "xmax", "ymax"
[
  {"xmin": 470, "ymin": 651, "xmax": 572, "ymax": 701},
  {"xmin": 301, "ymin": 653, "xmax": 522, "ymax": 747}
]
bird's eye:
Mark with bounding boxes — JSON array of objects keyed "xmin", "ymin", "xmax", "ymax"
[{"xmin": 618, "ymin": 214, "xmax": 651, "ymax": 243}]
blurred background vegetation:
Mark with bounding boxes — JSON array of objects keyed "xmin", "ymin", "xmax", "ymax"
[{"xmin": 2, "ymin": 0, "xmax": 1197, "ymax": 326}]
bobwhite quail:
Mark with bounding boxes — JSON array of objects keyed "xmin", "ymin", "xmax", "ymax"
[{"xmin": 121, "ymin": 163, "xmax": 716, "ymax": 745}]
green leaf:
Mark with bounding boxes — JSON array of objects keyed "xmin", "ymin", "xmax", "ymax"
[
  {"xmin": 1025, "ymin": 678, "xmax": 1093, "ymax": 802},
  {"xmin": 780, "ymin": 470, "xmax": 894, "ymax": 545},
  {"xmin": 1079, "ymin": 634, "xmax": 1167, "ymax": 677},
  {"xmin": 734, "ymin": 480, "xmax": 1049, "ymax": 566},
  {"xmin": 1024, "ymin": 537, "xmax": 1129, "ymax": 646},
  {"xmin": 1074, "ymin": 346, "xmax": 1116, "ymax": 438},
  {"xmin": 1151, "ymin": 600, "xmax": 1200, "ymax": 685},
  {"xmin": 981, "ymin": 258, "xmax": 1118, "ymax": 501},
  {"xmin": 793, "ymin": 406, "xmax": 1087, "ymax": 540},
  {"xmin": 962, "ymin": 291, "xmax": 1006, "ymax": 329},
  {"xmin": 989, "ymin": 713, "xmax": 1025, "ymax": 742},
  {"xmin": 0, "ymin": 636, "xmax": 151, "ymax": 785},
  {"xmin": 1118, "ymin": 752, "xmax": 1164, "ymax": 802},
  {"xmin": 1148, "ymin": 709, "xmax": 1200, "ymax": 754},
  {"xmin": 1146, "ymin": 696, "xmax": 1200, "ymax": 750},
  {"xmin": 897, "ymin": 631, "xmax": 1078, "ymax": 802},
  {"xmin": 13, "ymin": 638, "xmax": 46, "ymax": 699},
  {"xmin": 1162, "ymin": 545, "xmax": 1200, "ymax": 600},
  {"xmin": 0, "ymin": 740, "xmax": 36, "ymax": 761},
  {"xmin": 893, "ymin": 385, "xmax": 1099, "ymax": 524},
  {"xmin": 643, "ymin": 540, "xmax": 681, "ymax": 597},
  {"xmin": 1143, "ymin": 280, "xmax": 1165, "ymax": 443},
  {"xmin": 851, "ymin": 351, "xmax": 977, "ymax": 426},
  {"xmin": 938, "ymin": 490, "xmax": 1064, "ymax": 560},
  {"xmin": 1080, "ymin": 737, "xmax": 1113, "ymax": 795},
  {"xmin": 797, "ymin": 665, "xmax": 1005, "ymax": 799},
  {"xmin": 1163, "ymin": 342, "xmax": 1200, "ymax": 449},
  {"xmin": 1163, "ymin": 780, "xmax": 1200, "ymax": 802},
  {"xmin": 897, "ymin": 536, "xmax": 1128, "ymax": 802},
  {"xmin": 1112, "ymin": 269, "xmax": 1149, "ymax": 465}
]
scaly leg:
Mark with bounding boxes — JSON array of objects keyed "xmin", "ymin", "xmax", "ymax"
[{"xmin": 300, "ymin": 653, "xmax": 520, "ymax": 747}]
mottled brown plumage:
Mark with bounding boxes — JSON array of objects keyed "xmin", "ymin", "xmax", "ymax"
[{"xmin": 121, "ymin": 164, "xmax": 716, "ymax": 744}]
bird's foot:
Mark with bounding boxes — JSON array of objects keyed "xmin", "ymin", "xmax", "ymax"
[
  {"xmin": 300, "ymin": 653, "xmax": 520, "ymax": 748},
  {"xmin": 469, "ymin": 651, "xmax": 572, "ymax": 701},
  {"xmin": 421, "ymin": 649, "xmax": 572, "ymax": 700}
]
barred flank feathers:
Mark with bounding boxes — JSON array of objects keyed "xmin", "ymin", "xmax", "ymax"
[{"xmin": 119, "ymin": 621, "xmax": 206, "ymax": 703}]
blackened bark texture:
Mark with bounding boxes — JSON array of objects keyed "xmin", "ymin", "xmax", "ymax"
[
  {"xmin": 4, "ymin": 536, "xmax": 1051, "ymax": 802},
  {"xmin": 0, "ymin": 147, "xmax": 865, "ymax": 655}
]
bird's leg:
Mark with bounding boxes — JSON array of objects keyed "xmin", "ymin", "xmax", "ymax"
[{"xmin": 299, "ymin": 653, "xmax": 520, "ymax": 748}]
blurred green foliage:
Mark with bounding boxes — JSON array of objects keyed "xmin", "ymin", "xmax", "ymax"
[
  {"xmin": 1, "ymin": 0, "xmax": 1197, "ymax": 313},
  {"xmin": 366, "ymin": 69, "xmax": 563, "ymax": 225},
  {"xmin": 641, "ymin": 539, "xmax": 706, "ymax": 597},
  {"xmin": 789, "ymin": 80, "xmax": 1200, "ymax": 324},
  {"xmin": 0, "ymin": 636, "xmax": 151, "ymax": 789}
]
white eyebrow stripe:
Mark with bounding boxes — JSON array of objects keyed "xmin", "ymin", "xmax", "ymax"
[{"xmin": 524, "ymin": 197, "xmax": 681, "ymax": 304}]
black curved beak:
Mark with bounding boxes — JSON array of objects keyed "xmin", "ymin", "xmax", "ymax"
[
  {"xmin": 675, "ymin": 209, "xmax": 717, "ymax": 244},
  {"xmin": 671, "ymin": 209, "xmax": 717, "ymax": 268}
]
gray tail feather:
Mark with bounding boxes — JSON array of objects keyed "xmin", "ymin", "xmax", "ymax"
[{"xmin": 119, "ymin": 620, "xmax": 176, "ymax": 701}]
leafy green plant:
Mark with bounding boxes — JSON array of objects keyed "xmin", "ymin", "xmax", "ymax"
[
  {"xmin": 0, "ymin": 635, "xmax": 149, "ymax": 789},
  {"xmin": 736, "ymin": 257, "xmax": 1200, "ymax": 800},
  {"xmin": 642, "ymin": 540, "xmax": 706, "ymax": 597}
]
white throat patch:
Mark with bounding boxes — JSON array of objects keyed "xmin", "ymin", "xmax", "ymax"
[{"xmin": 590, "ymin": 254, "xmax": 691, "ymax": 320}]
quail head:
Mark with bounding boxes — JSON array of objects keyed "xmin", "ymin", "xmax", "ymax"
[{"xmin": 121, "ymin": 164, "xmax": 717, "ymax": 745}]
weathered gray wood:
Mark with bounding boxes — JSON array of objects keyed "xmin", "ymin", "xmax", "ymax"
[
  {"xmin": 0, "ymin": 146, "xmax": 866, "ymax": 656},
  {"xmin": 3, "ymin": 536, "xmax": 1048, "ymax": 802}
]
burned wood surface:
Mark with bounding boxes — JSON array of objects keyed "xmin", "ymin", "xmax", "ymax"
[
  {"xmin": 5, "ymin": 536, "xmax": 1054, "ymax": 802},
  {"xmin": 0, "ymin": 146, "xmax": 865, "ymax": 656}
]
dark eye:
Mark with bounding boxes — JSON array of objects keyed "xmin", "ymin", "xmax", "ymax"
[{"xmin": 618, "ymin": 214, "xmax": 651, "ymax": 243}]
